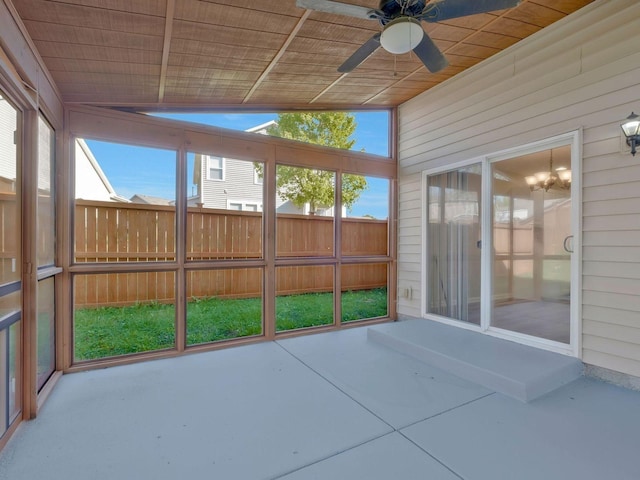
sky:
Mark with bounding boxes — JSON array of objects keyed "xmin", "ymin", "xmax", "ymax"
[{"xmin": 85, "ymin": 111, "xmax": 390, "ymax": 218}]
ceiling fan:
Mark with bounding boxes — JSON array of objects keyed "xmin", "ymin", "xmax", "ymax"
[{"xmin": 296, "ymin": 0, "xmax": 521, "ymax": 73}]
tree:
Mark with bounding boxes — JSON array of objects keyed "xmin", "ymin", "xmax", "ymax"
[
  {"xmin": 268, "ymin": 112, "xmax": 357, "ymax": 149},
  {"xmin": 263, "ymin": 112, "xmax": 368, "ymax": 214}
]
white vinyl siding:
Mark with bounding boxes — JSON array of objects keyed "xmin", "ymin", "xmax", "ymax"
[
  {"xmin": 397, "ymin": 173, "xmax": 422, "ymax": 318},
  {"xmin": 74, "ymin": 140, "xmax": 117, "ymax": 201},
  {"xmin": 201, "ymin": 156, "xmax": 264, "ymax": 210},
  {"xmin": 0, "ymin": 96, "xmax": 17, "ymax": 188},
  {"xmin": 397, "ymin": 0, "xmax": 640, "ymax": 376}
]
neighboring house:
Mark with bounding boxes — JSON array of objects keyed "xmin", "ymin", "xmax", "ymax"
[
  {"xmin": 129, "ymin": 193, "xmax": 172, "ymax": 205},
  {"xmin": 75, "ymin": 139, "xmax": 129, "ymax": 202},
  {"xmin": 192, "ymin": 121, "xmax": 272, "ymax": 212},
  {"xmin": 193, "ymin": 120, "xmax": 342, "ymax": 216},
  {"xmin": 2, "ymin": 106, "xmax": 125, "ymax": 203},
  {"xmin": 2, "ymin": 104, "xmax": 127, "ymax": 204}
]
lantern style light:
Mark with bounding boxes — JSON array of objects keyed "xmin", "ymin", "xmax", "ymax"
[{"xmin": 621, "ymin": 112, "xmax": 640, "ymax": 156}]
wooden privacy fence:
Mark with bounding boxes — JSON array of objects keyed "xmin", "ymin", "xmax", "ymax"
[
  {"xmin": 74, "ymin": 200, "xmax": 388, "ymax": 308},
  {"xmin": 0, "ymin": 192, "xmax": 54, "ymax": 284}
]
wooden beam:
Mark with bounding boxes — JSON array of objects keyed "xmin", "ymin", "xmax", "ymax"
[
  {"xmin": 62, "ymin": 101, "xmax": 392, "ymax": 111},
  {"xmin": 158, "ymin": 0, "xmax": 176, "ymax": 103},
  {"xmin": 309, "ymin": 73, "xmax": 349, "ymax": 104},
  {"xmin": 242, "ymin": 10, "xmax": 311, "ymax": 103}
]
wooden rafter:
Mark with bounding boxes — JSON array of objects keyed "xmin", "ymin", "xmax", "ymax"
[
  {"xmin": 242, "ymin": 9, "xmax": 312, "ymax": 104},
  {"xmin": 158, "ymin": 0, "xmax": 175, "ymax": 103}
]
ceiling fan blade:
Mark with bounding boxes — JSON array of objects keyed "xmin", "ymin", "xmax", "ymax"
[
  {"xmin": 338, "ymin": 33, "xmax": 382, "ymax": 73},
  {"xmin": 422, "ymin": 0, "xmax": 520, "ymax": 22},
  {"xmin": 412, "ymin": 33, "xmax": 449, "ymax": 73},
  {"xmin": 296, "ymin": 0, "xmax": 376, "ymax": 20}
]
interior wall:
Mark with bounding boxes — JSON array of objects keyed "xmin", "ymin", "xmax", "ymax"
[{"xmin": 397, "ymin": 0, "xmax": 640, "ymax": 377}]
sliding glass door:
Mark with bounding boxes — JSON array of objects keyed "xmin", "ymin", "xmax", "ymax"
[
  {"xmin": 424, "ymin": 135, "xmax": 577, "ymax": 351},
  {"xmin": 425, "ymin": 164, "xmax": 482, "ymax": 324},
  {"xmin": 491, "ymin": 147, "xmax": 572, "ymax": 343}
]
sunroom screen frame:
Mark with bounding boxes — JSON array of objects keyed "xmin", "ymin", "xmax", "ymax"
[{"xmin": 62, "ymin": 105, "xmax": 398, "ymax": 372}]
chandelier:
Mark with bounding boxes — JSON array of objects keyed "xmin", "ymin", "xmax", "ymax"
[{"xmin": 524, "ymin": 150, "xmax": 571, "ymax": 192}]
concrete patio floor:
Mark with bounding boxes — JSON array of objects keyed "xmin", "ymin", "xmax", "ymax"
[{"xmin": 1, "ymin": 324, "xmax": 639, "ymax": 479}]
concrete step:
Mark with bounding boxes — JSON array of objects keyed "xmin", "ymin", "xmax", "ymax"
[{"xmin": 368, "ymin": 319, "xmax": 583, "ymax": 402}]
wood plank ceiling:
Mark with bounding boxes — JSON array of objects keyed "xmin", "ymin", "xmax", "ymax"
[{"xmin": 10, "ymin": 0, "xmax": 595, "ymax": 110}]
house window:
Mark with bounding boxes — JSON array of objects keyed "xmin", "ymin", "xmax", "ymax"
[
  {"xmin": 254, "ymin": 168, "xmax": 263, "ymax": 185},
  {"xmin": 207, "ymin": 156, "xmax": 224, "ymax": 181},
  {"xmin": 227, "ymin": 200, "xmax": 262, "ymax": 212}
]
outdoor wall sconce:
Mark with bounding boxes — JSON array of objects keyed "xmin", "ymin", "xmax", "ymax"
[{"xmin": 621, "ymin": 112, "xmax": 640, "ymax": 156}]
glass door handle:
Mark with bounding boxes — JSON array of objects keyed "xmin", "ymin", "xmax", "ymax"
[{"xmin": 563, "ymin": 235, "xmax": 574, "ymax": 253}]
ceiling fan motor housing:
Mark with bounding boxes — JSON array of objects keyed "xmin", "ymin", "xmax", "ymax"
[{"xmin": 378, "ymin": 0, "xmax": 428, "ymax": 25}]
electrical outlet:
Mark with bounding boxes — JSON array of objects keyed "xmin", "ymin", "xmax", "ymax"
[{"xmin": 400, "ymin": 286, "xmax": 413, "ymax": 300}]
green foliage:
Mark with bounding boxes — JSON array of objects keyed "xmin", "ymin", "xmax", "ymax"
[
  {"xmin": 262, "ymin": 112, "xmax": 368, "ymax": 213},
  {"xmin": 341, "ymin": 287, "xmax": 388, "ymax": 322},
  {"xmin": 274, "ymin": 167, "xmax": 338, "ymax": 213},
  {"xmin": 342, "ymin": 173, "xmax": 368, "ymax": 210},
  {"xmin": 187, "ymin": 296, "xmax": 262, "ymax": 346},
  {"xmin": 74, "ymin": 303, "xmax": 176, "ymax": 360},
  {"xmin": 275, "ymin": 292, "xmax": 334, "ymax": 331},
  {"xmin": 73, "ymin": 289, "xmax": 388, "ymax": 360},
  {"xmin": 267, "ymin": 112, "xmax": 357, "ymax": 150}
]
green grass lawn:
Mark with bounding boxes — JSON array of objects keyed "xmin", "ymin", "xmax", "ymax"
[{"xmin": 74, "ymin": 288, "xmax": 387, "ymax": 361}]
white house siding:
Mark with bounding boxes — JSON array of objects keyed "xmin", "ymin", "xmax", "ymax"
[
  {"xmin": 0, "ymin": 95, "xmax": 17, "ymax": 191},
  {"xmin": 397, "ymin": 0, "xmax": 640, "ymax": 377},
  {"xmin": 397, "ymin": 173, "xmax": 422, "ymax": 318},
  {"xmin": 74, "ymin": 140, "xmax": 116, "ymax": 201},
  {"xmin": 199, "ymin": 155, "xmax": 264, "ymax": 210}
]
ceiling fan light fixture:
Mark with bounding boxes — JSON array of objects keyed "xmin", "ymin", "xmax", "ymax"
[{"xmin": 380, "ymin": 17, "xmax": 423, "ymax": 54}]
